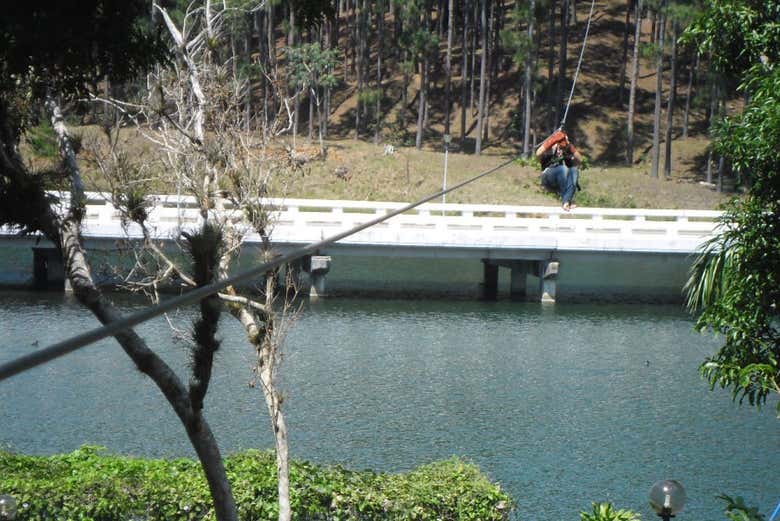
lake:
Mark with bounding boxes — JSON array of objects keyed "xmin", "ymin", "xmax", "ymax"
[{"xmin": 0, "ymin": 291, "xmax": 777, "ymax": 520}]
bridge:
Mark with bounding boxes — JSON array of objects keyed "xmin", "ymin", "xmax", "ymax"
[{"xmin": 0, "ymin": 193, "xmax": 721, "ymax": 302}]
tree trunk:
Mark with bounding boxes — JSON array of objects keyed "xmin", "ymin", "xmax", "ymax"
[
  {"xmin": 461, "ymin": 0, "xmax": 470, "ymax": 143},
  {"xmin": 292, "ymin": 6, "xmax": 299, "ymax": 147},
  {"xmin": 266, "ymin": 1, "xmax": 276, "ymax": 127},
  {"xmin": 375, "ymin": 0, "xmax": 384, "ymax": 144},
  {"xmin": 308, "ymin": 91, "xmax": 314, "ymax": 141},
  {"xmin": 682, "ymin": 51, "xmax": 698, "ymax": 139},
  {"xmin": 650, "ymin": 5, "xmax": 665, "ymax": 178},
  {"xmin": 470, "ymin": 0, "xmax": 478, "ymax": 113},
  {"xmin": 227, "ymin": 277, "xmax": 292, "ymax": 521},
  {"xmin": 483, "ymin": 0, "xmax": 497, "ymax": 141},
  {"xmin": 619, "ymin": 0, "xmax": 631, "ymax": 105},
  {"xmin": 44, "ymin": 97, "xmax": 239, "ymax": 521},
  {"xmin": 324, "ymin": 18, "xmax": 334, "ymax": 139},
  {"xmin": 523, "ymin": 0, "xmax": 536, "ymax": 156},
  {"xmin": 626, "ymin": 0, "xmax": 642, "ymax": 165},
  {"xmin": 444, "ymin": 0, "xmax": 454, "ymax": 137},
  {"xmin": 475, "ymin": 0, "xmax": 488, "ymax": 154},
  {"xmin": 547, "ymin": 0, "xmax": 556, "ymax": 129},
  {"xmin": 663, "ymin": 20, "xmax": 679, "ymax": 179},
  {"xmin": 354, "ymin": 0, "xmax": 362, "ymax": 139},
  {"xmin": 402, "ymin": 48, "xmax": 410, "ymax": 132},
  {"xmin": 416, "ymin": 57, "xmax": 428, "ymax": 149}
]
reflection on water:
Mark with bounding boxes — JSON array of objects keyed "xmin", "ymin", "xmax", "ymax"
[{"xmin": 0, "ymin": 291, "xmax": 777, "ymax": 520}]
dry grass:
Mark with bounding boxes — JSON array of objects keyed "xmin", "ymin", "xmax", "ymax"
[
  {"xmin": 294, "ymin": 138, "xmax": 731, "ymax": 209},
  {"xmin": 21, "ymin": 123, "xmax": 731, "ymax": 210}
]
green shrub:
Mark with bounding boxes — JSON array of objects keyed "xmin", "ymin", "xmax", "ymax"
[
  {"xmin": 0, "ymin": 447, "xmax": 513, "ymax": 520},
  {"xmin": 25, "ymin": 121, "xmax": 59, "ymax": 159},
  {"xmin": 580, "ymin": 502, "xmax": 641, "ymax": 521}
]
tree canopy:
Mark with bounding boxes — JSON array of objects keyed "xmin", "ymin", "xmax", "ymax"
[
  {"xmin": 684, "ymin": 0, "xmax": 780, "ymax": 413},
  {"xmin": 0, "ymin": 0, "xmax": 166, "ymax": 100}
]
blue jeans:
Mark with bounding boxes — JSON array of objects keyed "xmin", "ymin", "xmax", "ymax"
[{"xmin": 541, "ymin": 164, "xmax": 579, "ymax": 204}]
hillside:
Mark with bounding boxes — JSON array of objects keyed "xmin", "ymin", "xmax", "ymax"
[
  {"xmin": 23, "ymin": 0, "xmax": 734, "ymax": 210},
  {"xmin": 274, "ymin": 0, "xmax": 733, "ymax": 209}
]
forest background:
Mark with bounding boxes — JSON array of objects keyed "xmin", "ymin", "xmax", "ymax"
[{"xmin": 23, "ymin": 0, "xmax": 737, "ymax": 210}]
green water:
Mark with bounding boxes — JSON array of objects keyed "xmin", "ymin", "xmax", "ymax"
[{"xmin": 0, "ymin": 292, "xmax": 777, "ymax": 520}]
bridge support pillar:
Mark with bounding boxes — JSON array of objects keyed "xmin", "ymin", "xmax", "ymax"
[
  {"xmin": 480, "ymin": 260, "xmax": 499, "ymax": 300},
  {"xmin": 307, "ymin": 255, "xmax": 332, "ymax": 299},
  {"xmin": 32, "ymin": 247, "xmax": 66, "ymax": 291},
  {"xmin": 538, "ymin": 260, "xmax": 559, "ymax": 303}
]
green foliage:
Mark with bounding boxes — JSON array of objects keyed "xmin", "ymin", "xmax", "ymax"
[
  {"xmin": 684, "ymin": 64, "xmax": 780, "ymax": 411},
  {"xmin": 25, "ymin": 121, "xmax": 58, "ymax": 159},
  {"xmin": 685, "ymin": 196, "xmax": 780, "ymax": 410},
  {"xmin": 0, "ymin": 0, "xmax": 167, "ymax": 101},
  {"xmin": 580, "ymin": 502, "xmax": 641, "ymax": 521},
  {"xmin": 682, "ymin": 0, "xmax": 780, "ymax": 76},
  {"xmin": 358, "ymin": 88, "xmax": 382, "ymax": 106},
  {"xmin": 500, "ymin": 3, "xmax": 533, "ymax": 68},
  {"xmin": 0, "ymin": 447, "xmax": 513, "ymax": 521},
  {"xmin": 719, "ymin": 494, "xmax": 766, "ymax": 521},
  {"xmin": 285, "ymin": 43, "xmax": 340, "ymax": 93}
]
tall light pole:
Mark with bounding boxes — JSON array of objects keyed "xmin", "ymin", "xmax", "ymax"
[{"xmin": 442, "ymin": 134, "xmax": 452, "ymax": 214}]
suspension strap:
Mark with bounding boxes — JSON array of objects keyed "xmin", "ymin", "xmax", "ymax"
[
  {"xmin": 560, "ymin": 0, "xmax": 597, "ymax": 129},
  {"xmin": 0, "ymin": 157, "xmax": 518, "ymax": 382}
]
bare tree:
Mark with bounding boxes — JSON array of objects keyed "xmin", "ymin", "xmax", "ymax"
[{"xmin": 90, "ymin": 3, "xmax": 302, "ymax": 520}]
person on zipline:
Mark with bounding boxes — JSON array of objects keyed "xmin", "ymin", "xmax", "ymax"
[{"xmin": 535, "ymin": 129, "xmax": 583, "ymax": 211}]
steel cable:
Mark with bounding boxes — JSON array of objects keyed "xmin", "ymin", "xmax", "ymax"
[
  {"xmin": 560, "ymin": 0, "xmax": 597, "ymax": 129},
  {"xmin": 0, "ymin": 157, "xmax": 518, "ymax": 382}
]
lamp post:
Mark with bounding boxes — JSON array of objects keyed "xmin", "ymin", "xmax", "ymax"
[
  {"xmin": 649, "ymin": 480, "xmax": 686, "ymax": 521},
  {"xmin": 442, "ymin": 134, "xmax": 452, "ymax": 214},
  {"xmin": 0, "ymin": 495, "xmax": 17, "ymax": 520}
]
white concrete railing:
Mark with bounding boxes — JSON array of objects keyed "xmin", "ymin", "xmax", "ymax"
[{"xmin": 2, "ymin": 192, "xmax": 722, "ymax": 255}]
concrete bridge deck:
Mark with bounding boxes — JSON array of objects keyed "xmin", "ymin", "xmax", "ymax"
[{"xmin": 0, "ymin": 193, "xmax": 721, "ymax": 301}]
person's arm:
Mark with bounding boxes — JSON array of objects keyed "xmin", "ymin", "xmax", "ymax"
[
  {"xmin": 566, "ymin": 143, "xmax": 583, "ymax": 166},
  {"xmin": 536, "ymin": 130, "xmax": 568, "ymax": 158}
]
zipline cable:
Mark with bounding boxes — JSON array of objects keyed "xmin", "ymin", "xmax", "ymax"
[
  {"xmin": 559, "ymin": 0, "xmax": 597, "ymax": 129},
  {"xmin": 0, "ymin": 157, "xmax": 518, "ymax": 383}
]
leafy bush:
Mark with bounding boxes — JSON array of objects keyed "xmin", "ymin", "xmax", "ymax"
[
  {"xmin": 580, "ymin": 502, "xmax": 641, "ymax": 521},
  {"xmin": 0, "ymin": 447, "xmax": 513, "ymax": 520},
  {"xmin": 719, "ymin": 494, "xmax": 766, "ymax": 521}
]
